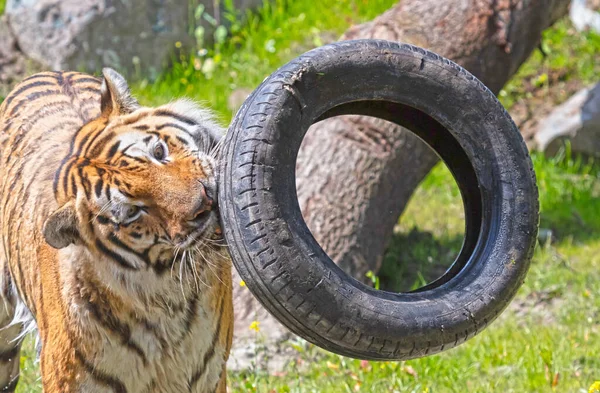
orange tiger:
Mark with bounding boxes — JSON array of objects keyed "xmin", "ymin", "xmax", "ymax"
[{"xmin": 0, "ymin": 69, "xmax": 233, "ymax": 392}]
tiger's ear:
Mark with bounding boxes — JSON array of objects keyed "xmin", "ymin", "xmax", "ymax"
[
  {"xmin": 100, "ymin": 68, "xmax": 140, "ymax": 117},
  {"xmin": 43, "ymin": 201, "xmax": 80, "ymax": 249}
]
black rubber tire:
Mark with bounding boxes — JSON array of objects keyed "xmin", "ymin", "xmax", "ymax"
[{"xmin": 218, "ymin": 39, "xmax": 539, "ymax": 360}]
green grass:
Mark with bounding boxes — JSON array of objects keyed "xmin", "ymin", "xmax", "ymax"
[
  {"xmin": 9, "ymin": 0, "xmax": 600, "ymax": 392},
  {"xmin": 226, "ymin": 154, "xmax": 600, "ymax": 393},
  {"xmin": 499, "ymin": 19, "xmax": 600, "ymax": 111},
  {"xmin": 133, "ymin": 0, "xmax": 397, "ymax": 121}
]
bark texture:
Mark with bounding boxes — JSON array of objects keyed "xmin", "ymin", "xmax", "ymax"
[{"xmin": 231, "ymin": 0, "xmax": 571, "ymax": 371}]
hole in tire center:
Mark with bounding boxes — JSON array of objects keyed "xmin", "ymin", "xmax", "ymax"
[{"xmin": 296, "ymin": 114, "xmax": 466, "ymax": 293}]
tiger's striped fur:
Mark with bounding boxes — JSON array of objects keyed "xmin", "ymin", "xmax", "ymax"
[{"xmin": 0, "ymin": 69, "xmax": 233, "ymax": 392}]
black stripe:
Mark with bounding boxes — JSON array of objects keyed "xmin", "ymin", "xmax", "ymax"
[
  {"xmin": 80, "ymin": 122, "xmax": 108, "ymax": 157},
  {"xmin": 76, "ymin": 86, "xmax": 101, "ymax": 94},
  {"xmin": 1, "ymin": 264, "xmax": 12, "ymax": 299},
  {"xmin": 134, "ymin": 125, "xmax": 149, "ymax": 131},
  {"xmin": 59, "ymin": 157, "xmax": 78, "ymax": 196},
  {"xmin": 189, "ymin": 292, "xmax": 227, "ymax": 389},
  {"xmin": 69, "ymin": 172, "xmax": 77, "ymax": 197},
  {"xmin": 9, "ymin": 131, "xmax": 26, "ymax": 154},
  {"xmin": 94, "ymin": 179, "xmax": 103, "ymax": 198},
  {"xmin": 7, "ymin": 166, "xmax": 23, "ymax": 194},
  {"xmin": 175, "ymin": 295, "xmax": 200, "ymax": 347},
  {"xmin": 150, "ymin": 256, "xmax": 170, "ymax": 276},
  {"xmin": 95, "ymin": 239, "xmax": 137, "ymax": 270},
  {"xmin": 119, "ymin": 189, "xmax": 134, "ymax": 199},
  {"xmin": 74, "ymin": 132, "xmax": 92, "ymax": 156},
  {"xmin": 21, "ymin": 72, "xmax": 59, "ymax": 83},
  {"xmin": 60, "ymin": 72, "xmax": 77, "ymax": 98},
  {"xmin": 72, "ymin": 77, "xmax": 101, "ymax": 85},
  {"xmin": 118, "ymin": 143, "xmax": 136, "ymax": 158},
  {"xmin": 53, "ymin": 120, "xmax": 89, "ymax": 195},
  {"xmin": 9, "ymin": 89, "xmax": 62, "ymax": 116},
  {"xmin": 80, "ymin": 290, "xmax": 148, "ymax": 366},
  {"xmin": 105, "ymin": 182, "xmax": 112, "ymax": 201},
  {"xmin": 107, "ymin": 233, "xmax": 151, "ymax": 266},
  {"xmin": 155, "ymin": 122, "xmax": 194, "ymax": 136},
  {"xmin": 130, "ymin": 156, "xmax": 148, "ymax": 164},
  {"xmin": 78, "ymin": 166, "xmax": 92, "ymax": 200},
  {"xmin": 3, "ymin": 81, "xmax": 56, "ymax": 109},
  {"xmin": 53, "ymin": 157, "xmax": 69, "ymax": 195},
  {"xmin": 107, "ymin": 141, "xmax": 121, "ymax": 159},
  {"xmin": 176, "ymin": 135, "xmax": 189, "ymax": 145},
  {"xmin": 133, "ymin": 313, "xmax": 169, "ymax": 349},
  {"xmin": 154, "ymin": 110, "xmax": 196, "ymax": 125},
  {"xmin": 122, "ymin": 113, "xmax": 149, "ymax": 126},
  {"xmin": 74, "ymin": 349, "xmax": 128, "ymax": 393},
  {"xmin": 18, "ymin": 100, "xmax": 76, "ymax": 132},
  {"xmin": 97, "ymin": 215, "xmax": 110, "ymax": 225},
  {"xmin": 87, "ymin": 131, "xmax": 116, "ymax": 158}
]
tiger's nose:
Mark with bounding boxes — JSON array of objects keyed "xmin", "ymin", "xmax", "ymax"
[
  {"xmin": 171, "ymin": 232, "xmax": 186, "ymax": 244},
  {"xmin": 190, "ymin": 182, "xmax": 214, "ymax": 219},
  {"xmin": 200, "ymin": 180, "xmax": 215, "ymax": 206},
  {"xmin": 200, "ymin": 184, "xmax": 214, "ymax": 208},
  {"xmin": 167, "ymin": 222, "xmax": 188, "ymax": 243}
]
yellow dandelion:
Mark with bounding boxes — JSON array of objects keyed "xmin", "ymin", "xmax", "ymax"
[
  {"xmin": 589, "ymin": 381, "xmax": 600, "ymax": 393},
  {"xmin": 175, "ymin": 41, "xmax": 182, "ymax": 48},
  {"xmin": 249, "ymin": 320, "xmax": 260, "ymax": 332}
]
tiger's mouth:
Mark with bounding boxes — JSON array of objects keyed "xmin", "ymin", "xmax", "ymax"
[{"xmin": 175, "ymin": 210, "xmax": 219, "ymax": 250}]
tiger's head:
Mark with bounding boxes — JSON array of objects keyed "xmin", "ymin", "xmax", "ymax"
[{"xmin": 42, "ymin": 68, "xmax": 225, "ymax": 275}]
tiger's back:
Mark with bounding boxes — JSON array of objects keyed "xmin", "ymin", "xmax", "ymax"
[
  {"xmin": 0, "ymin": 71, "xmax": 101, "ymax": 307},
  {"xmin": 0, "ymin": 72, "xmax": 102, "ymax": 390},
  {"xmin": 0, "ymin": 70, "xmax": 233, "ymax": 392}
]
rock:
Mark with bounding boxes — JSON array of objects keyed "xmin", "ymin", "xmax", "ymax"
[
  {"xmin": 4, "ymin": 0, "xmax": 264, "ymax": 80},
  {"xmin": 570, "ymin": 0, "xmax": 600, "ymax": 33},
  {"xmin": 534, "ymin": 83, "xmax": 600, "ymax": 158},
  {"xmin": 0, "ymin": 15, "xmax": 41, "ymax": 97},
  {"xmin": 4, "ymin": 0, "xmax": 191, "ymax": 80}
]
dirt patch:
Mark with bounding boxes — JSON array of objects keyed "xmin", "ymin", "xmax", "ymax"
[
  {"xmin": 508, "ymin": 71, "xmax": 586, "ymax": 148},
  {"xmin": 505, "ymin": 287, "xmax": 564, "ymax": 326}
]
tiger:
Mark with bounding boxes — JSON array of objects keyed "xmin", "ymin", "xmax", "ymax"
[{"xmin": 0, "ymin": 68, "xmax": 233, "ymax": 392}]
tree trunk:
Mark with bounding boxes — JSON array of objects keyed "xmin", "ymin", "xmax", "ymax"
[{"xmin": 230, "ymin": 0, "xmax": 571, "ymax": 371}]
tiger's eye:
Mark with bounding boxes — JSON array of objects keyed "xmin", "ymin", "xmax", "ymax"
[
  {"xmin": 126, "ymin": 205, "xmax": 141, "ymax": 218},
  {"xmin": 153, "ymin": 142, "xmax": 166, "ymax": 161}
]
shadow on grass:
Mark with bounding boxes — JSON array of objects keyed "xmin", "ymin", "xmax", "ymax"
[{"xmin": 378, "ymin": 228, "xmax": 464, "ymax": 293}]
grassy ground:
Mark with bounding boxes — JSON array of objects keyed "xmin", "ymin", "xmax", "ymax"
[
  {"xmin": 233, "ymin": 153, "xmax": 599, "ymax": 393},
  {"xmin": 5, "ymin": 0, "xmax": 600, "ymax": 392}
]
